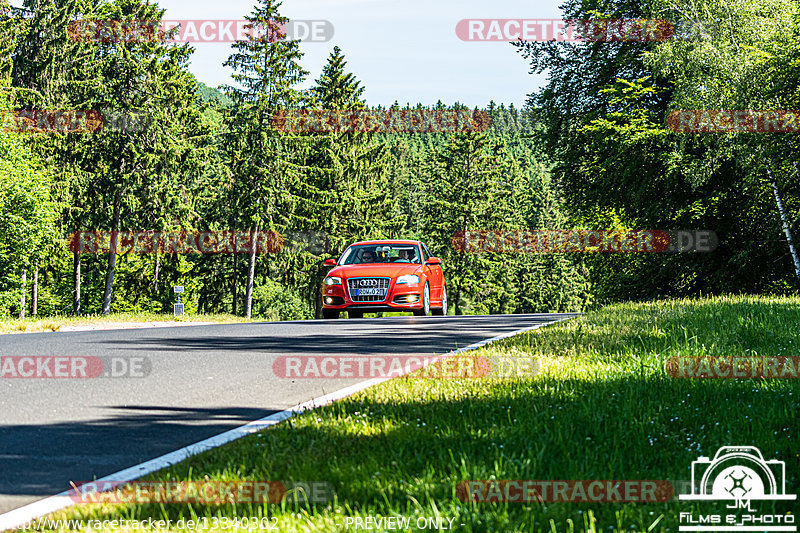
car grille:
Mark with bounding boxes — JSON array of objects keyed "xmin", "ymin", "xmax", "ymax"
[{"xmin": 347, "ymin": 277, "xmax": 390, "ymax": 302}]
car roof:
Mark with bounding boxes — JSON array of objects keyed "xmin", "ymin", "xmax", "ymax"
[{"xmin": 351, "ymin": 240, "xmax": 421, "ymax": 246}]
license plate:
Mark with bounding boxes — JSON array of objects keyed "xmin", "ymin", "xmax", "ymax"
[{"xmin": 356, "ymin": 288, "xmax": 384, "ymax": 296}]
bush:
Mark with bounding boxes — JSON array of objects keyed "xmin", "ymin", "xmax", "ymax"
[{"xmin": 252, "ymin": 278, "xmax": 313, "ymax": 321}]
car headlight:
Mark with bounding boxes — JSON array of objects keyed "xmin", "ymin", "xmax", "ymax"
[
  {"xmin": 396, "ymin": 274, "xmax": 419, "ymax": 285},
  {"xmin": 325, "ymin": 276, "xmax": 342, "ymax": 286}
]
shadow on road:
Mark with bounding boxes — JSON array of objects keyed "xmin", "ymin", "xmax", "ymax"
[
  {"xmin": 0, "ymin": 406, "xmax": 280, "ymax": 499},
  {"xmin": 93, "ymin": 315, "xmax": 578, "ymax": 355}
]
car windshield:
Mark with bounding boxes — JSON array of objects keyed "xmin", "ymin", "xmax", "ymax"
[{"xmin": 340, "ymin": 244, "xmax": 420, "ymax": 265}]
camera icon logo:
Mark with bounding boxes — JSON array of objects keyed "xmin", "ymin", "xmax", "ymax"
[{"xmin": 680, "ymin": 446, "xmax": 796, "ymax": 501}]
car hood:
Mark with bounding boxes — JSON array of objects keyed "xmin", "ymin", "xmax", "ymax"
[{"xmin": 328, "ymin": 264, "xmax": 423, "ymax": 279}]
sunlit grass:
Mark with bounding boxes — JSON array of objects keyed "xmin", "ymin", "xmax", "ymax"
[{"xmin": 29, "ymin": 295, "xmax": 800, "ymax": 532}]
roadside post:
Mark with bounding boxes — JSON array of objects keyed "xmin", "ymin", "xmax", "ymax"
[{"xmin": 173, "ymin": 286, "xmax": 184, "ymax": 316}]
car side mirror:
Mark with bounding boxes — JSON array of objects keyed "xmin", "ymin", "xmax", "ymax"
[
  {"xmin": 426, "ymin": 257, "xmax": 441, "ymax": 266},
  {"xmin": 323, "ymin": 258, "xmax": 337, "ymax": 267}
]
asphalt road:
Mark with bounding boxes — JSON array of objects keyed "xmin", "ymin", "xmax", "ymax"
[{"xmin": 0, "ymin": 313, "xmax": 575, "ymax": 515}]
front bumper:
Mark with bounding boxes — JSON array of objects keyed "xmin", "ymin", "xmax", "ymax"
[{"xmin": 322, "ymin": 280, "xmax": 424, "ymax": 311}]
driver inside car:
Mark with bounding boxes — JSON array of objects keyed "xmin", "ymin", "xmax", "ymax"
[{"xmin": 394, "ymin": 249, "xmax": 413, "ymax": 263}]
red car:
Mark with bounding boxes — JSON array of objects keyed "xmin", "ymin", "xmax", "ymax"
[{"xmin": 321, "ymin": 240, "xmax": 447, "ymax": 319}]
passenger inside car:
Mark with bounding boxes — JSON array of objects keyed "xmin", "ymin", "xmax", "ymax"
[{"xmin": 393, "ymin": 249, "xmax": 414, "ymax": 263}]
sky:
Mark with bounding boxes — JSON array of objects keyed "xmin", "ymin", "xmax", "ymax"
[{"xmin": 144, "ymin": 0, "xmax": 563, "ymax": 108}]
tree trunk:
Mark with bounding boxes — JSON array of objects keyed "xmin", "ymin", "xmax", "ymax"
[
  {"xmin": 102, "ymin": 190, "xmax": 122, "ymax": 315},
  {"xmin": 315, "ymin": 263, "xmax": 326, "ymax": 319},
  {"xmin": 72, "ymin": 251, "xmax": 81, "ymax": 316},
  {"xmin": 102, "ymin": 243, "xmax": 117, "ymax": 315},
  {"xmin": 32, "ymin": 263, "xmax": 38, "ymax": 316},
  {"xmin": 232, "ymin": 253, "xmax": 238, "ymax": 315},
  {"xmin": 767, "ymin": 165, "xmax": 800, "ymax": 279},
  {"xmin": 19, "ymin": 268, "xmax": 26, "ymax": 319},
  {"xmin": 152, "ymin": 254, "xmax": 160, "ymax": 294},
  {"xmin": 245, "ymin": 227, "xmax": 258, "ymax": 319}
]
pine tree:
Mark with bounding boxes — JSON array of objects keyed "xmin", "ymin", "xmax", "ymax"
[
  {"xmin": 223, "ymin": 0, "xmax": 308, "ymax": 317},
  {"xmin": 298, "ymin": 46, "xmax": 401, "ymax": 316},
  {"xmin": 64, "ymin": 0, "xmax": 207, "ymax": 315},
  {"xmin": 11, "ymin": 0, "xmax": 83, "ymax": 108}
]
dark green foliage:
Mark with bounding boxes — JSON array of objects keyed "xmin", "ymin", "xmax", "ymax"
[{"xmin": 515, "ymin": 0, "xmax": 800, "ymax": 303}]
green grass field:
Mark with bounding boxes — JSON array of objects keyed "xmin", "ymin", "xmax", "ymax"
[{"xmin": 26, "ymin": 295, "xmax": 800, "ymax": 532}]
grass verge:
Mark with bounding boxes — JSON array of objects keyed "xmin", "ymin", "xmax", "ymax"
[
  {"xmin": 23, "ymin": 295, "xmax": 800, "ymax": 532},
  {"xmin": 0, "ymin": 313, "xmax": 252, "ymax": 334}
]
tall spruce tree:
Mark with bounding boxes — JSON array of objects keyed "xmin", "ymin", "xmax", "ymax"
[
  {"xmin": 223, "ymin": 0, "xmax": 307, "ymax": 318},
  {"xmin": 68, "ymin": 0, "xmax": 207, "ymax": 314},
  {"xmin": 302, "ymin": 46, "xmax": 401, "ymax": 315}
]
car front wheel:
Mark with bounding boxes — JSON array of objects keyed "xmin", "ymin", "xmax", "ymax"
[
  {"xmin": 322, "ymin": 309, "xmax": 339, "ymax": 319},
  {"xmin": 413, "ymin": 283, "xmax": 430, "ymax": 316}
]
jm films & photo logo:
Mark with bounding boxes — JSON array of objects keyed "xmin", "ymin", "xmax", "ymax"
[{"xmin": 678, "ymin": 446, "xmax": 796, "ymax": 532}]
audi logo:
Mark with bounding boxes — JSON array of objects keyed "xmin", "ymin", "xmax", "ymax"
[{"xmin": 358, "ymin": 279, "xmax": 378, "ymax": 287}]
